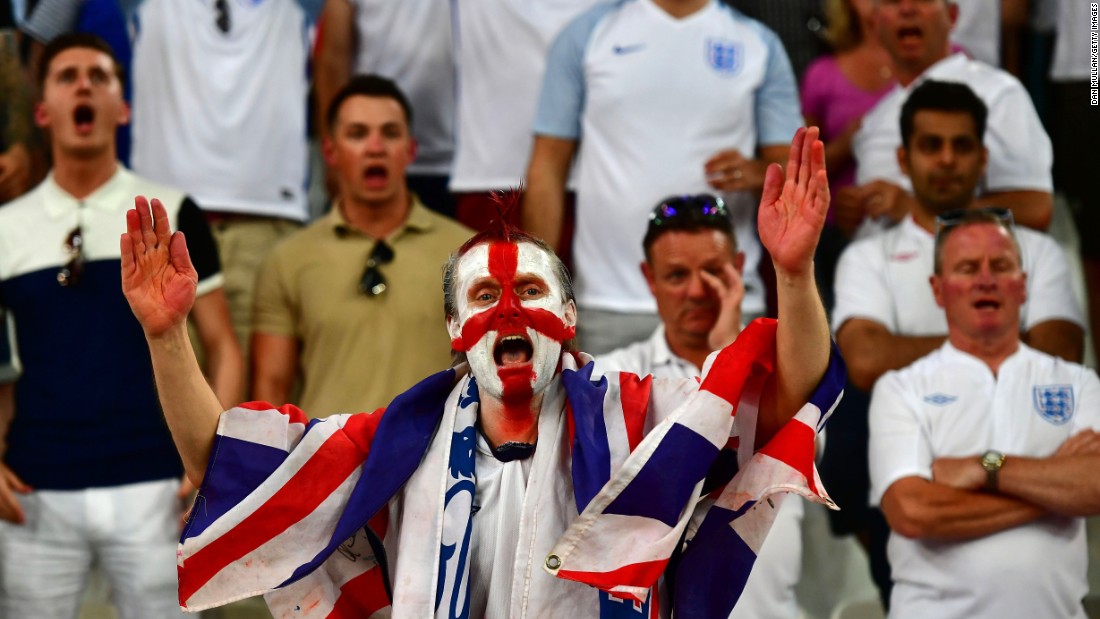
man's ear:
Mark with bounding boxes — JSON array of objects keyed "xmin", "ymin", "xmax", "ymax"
[
  {"xmin": 641, "ymin": 261, "xmax": 657, "ymax": 296},
  {"xmin": 897, "ymin": 146, "xmax": 910, "ymax": 178},
  {"xmin": 33, "ymin": 101, "xmax": 49, "ymax": 128},
  {"xmin": 734, "ymin": 251, "xmax": 745, "ymax": 274},
  {"xmin": 563, "ymin": 300, "xmax": 577, "ymax": 328},
  {"xmin": 931, "ymin": 274, "xmax": 944, "ymax": 308},
  {"xmin": 118, "ymin": 99, "xmax": 131, "ymax": 127},
  {"xmin": 322, "ymin": 135, "xmax": 337, "ymax": 166},
  {"xmin": 446, "ymin": 315, "xmax": 462, "ymax": 345}
]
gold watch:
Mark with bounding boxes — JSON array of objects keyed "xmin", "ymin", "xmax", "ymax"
[{"xmin": 980, "ymin": 450, "xmax": 1006, "ymax": 492}]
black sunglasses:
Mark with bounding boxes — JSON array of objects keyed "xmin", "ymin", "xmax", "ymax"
[
  {"xmin": 215, "ymin": 0, "xmax": 230, "ymax": 33},
  {"xmin": 648, "ymin": 194, "xmax": 729, "ymax": 227},
  {"xmin": 57, "ymin": 226, "xmax": 84, "ymax": 287},
  {"xmin": 359, "ymin": 240, "xmax": 394, "ymax": 297}
]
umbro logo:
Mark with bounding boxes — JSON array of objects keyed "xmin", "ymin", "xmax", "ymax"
[
  {"xmin": 613, "ymin": 43, "xmax": 646, "ymax": 55},
  {"xmin": 889, "ymin": 251, "xmax": 919, "ymax": 262},
  {"xmin": 923, "ymin": 393, "xmax": 957, "ymax": 406}
]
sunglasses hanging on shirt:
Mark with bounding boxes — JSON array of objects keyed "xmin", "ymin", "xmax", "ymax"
[
  {"xmin": 57, "ymin": 226, "xmax": 84, "ymax": 287},
  {"xmin": 359, "ymin": 240, "xmax": 394, "ymax": 297}
]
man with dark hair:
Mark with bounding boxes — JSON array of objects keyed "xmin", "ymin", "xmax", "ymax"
[
  {"xmin": 869, "ymin": 211, "xmax": 1100, "ymax": 618},
  {"xmin": 0, "ymin": 32, "xmax": 241, "ymax": 617},
  {"xmin": 251, "ymin": 74, "xmax": 472, "ymax": 416},
  {"xmin": 844, "ymin": 0, "xmax": 1052, "ymax": 236},
  {"xmin": 122, "ymin": 128, "xmax": 843, "ymax": 617},
  {"xmin": 825, "ymin": 78, "xmax": 1083, "ymax": 605},
  {"xmin": 593, "ymin": 194, "xmax": 807, "ymax": 619}
]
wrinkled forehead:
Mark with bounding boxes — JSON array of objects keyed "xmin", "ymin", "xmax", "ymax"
[{"xmin": 455, "ymin": 241, "xmax": 560, "ymax": 294}]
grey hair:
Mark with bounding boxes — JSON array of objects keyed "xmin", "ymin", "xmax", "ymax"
[{"xmin": 933, "ymin": 211, "xmax": 1021, "ymax": 274}]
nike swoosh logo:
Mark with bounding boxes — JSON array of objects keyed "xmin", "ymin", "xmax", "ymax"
[{"xmin": 613, "ymin": 44, "xmax": 646, "ymax": 55}]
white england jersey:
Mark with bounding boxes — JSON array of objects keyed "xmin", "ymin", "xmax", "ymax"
[{"xmin": 535, "ymin": 0, "xmax": 801, "ymax": 315}]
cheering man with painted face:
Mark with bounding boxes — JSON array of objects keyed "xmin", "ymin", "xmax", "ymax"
[{"xmin": 121, "ymin": 127, "xmax": 844, "ymax": 618}]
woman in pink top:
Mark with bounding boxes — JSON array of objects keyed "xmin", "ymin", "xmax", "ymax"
[{"xmin": 801, "ymin": 0, "xmax": 894, "ymax": 235}]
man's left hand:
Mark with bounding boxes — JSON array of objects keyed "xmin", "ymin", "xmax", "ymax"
[
  {"xmin": 757, "ymin": 127, "xmax": 829, "ymax": 278},
  {"xmin": 932, "ymin": 455, "xmax": 986, "ymax": 490},
  {"xmin": 701, "ymin": 262, "xmax": 743, "ymax": 350}
]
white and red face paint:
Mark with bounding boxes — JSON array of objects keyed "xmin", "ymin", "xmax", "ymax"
[{"xmin": 447, "ymin": 241, "xmax": 576, "ymax": 413}]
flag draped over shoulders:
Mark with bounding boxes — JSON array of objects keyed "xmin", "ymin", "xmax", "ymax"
[{"xmin": 177, "ymin": 319, "xmax": 845, "ymax": 618}]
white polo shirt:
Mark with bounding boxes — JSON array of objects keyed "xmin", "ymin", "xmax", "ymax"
[
  {"xmin": 869, "ymin": 342, "xmax": 1099, "ymax": 619},
  {"xmin": 852, "ymin": 54, "xmax": 1051, "ymax": 237},
  {"xmin": 594, "ymin": 325, "xmax": 805, "ymax": 619},
  {"xmin": 831, "ymin": 216, "xmax": 1083, "ymax": 337},
  {"xmin": 534, "ymin": 0, "xmax": 802, "ymax": 316}
]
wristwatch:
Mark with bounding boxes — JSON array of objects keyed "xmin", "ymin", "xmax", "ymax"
[{"xmin": 980, "ymin": 450, "xmax": 1006, "ymax": 492}]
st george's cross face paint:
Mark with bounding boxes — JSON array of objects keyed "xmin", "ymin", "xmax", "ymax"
[{"xmin": 447, "ymin": 241, "xmax": 576, "ymax": 409}]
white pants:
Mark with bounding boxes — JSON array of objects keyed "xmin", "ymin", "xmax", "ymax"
[{"xmin": 0, "ymin": 479, "xmax": 186, "ymax": 619}]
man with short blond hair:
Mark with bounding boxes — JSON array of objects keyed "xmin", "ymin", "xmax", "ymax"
[{"xmin": 869, "ymin": 210, "xmax": 1100, "ymax": 618}]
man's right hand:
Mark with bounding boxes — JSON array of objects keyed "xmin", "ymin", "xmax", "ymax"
[
  {"xmin": 121, "ymin": 196, "xmax": 199, "ymax": 338},
  {"xmin": 701, "ymin": 262, "xmax": 744, "ymax": 351},
  {"xmin": 0, "ymin": 463, "xmax": 29, "ymax": 524}
]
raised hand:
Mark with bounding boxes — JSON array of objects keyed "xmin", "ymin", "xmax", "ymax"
[
  {"xmin": 121, "ymin": 196, "xmax": 198, "ymax": 338},
  {"xmin": 757, "ymin": 127, "xmax": 829, "ymax": 278}
]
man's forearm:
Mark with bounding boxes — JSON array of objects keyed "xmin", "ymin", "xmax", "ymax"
[
  {"xmin": 883, "ymin": 478, "xmax": 1048, "ymax": 540},
  {"xmin": 760, "ymin": 267, "xmax": 830, "ymax": 442},
  {"xmin": 838, "ymin": 320, "xmax": 945, "ymax": 391},
  {"xmin": 1023, "ymin": 320, "xmax": 1084, "ymax": 363},
  {"xmin": 975, "ymin": 190, "xmax": 1052, "ymax": 231},
  {"xmin": 148, "ymin": 324, "xmax": 225, "ymax": 486},
  {"xmin": 998, "ymin": 454, "xmax": 1100, "ymax": 517}
]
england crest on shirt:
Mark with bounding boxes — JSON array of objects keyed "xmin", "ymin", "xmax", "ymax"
[
  {"xmin": 706, "ymin": 38, "xmax": 743, "ymax": 75},
  {"xmin": 1033, "ymin": 384, "xmax": 1074, "ymax": 425}
]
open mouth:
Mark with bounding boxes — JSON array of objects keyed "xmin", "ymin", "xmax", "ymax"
[
  {"xmin": 494, "ymin": 334, "xmax": 533, "ymax": 367},
  {"xmin": 73, "ymin": 105, "xmax": 95, "ymax": 133},
  {"xmin": 363, "ymin": 165, "xmax": 388, "ymax": 184},
  {"xmin": 897, "ymin": 26, "xmax": 923, "ymax": 45},
  {"xmin": 973, "ymin": 299, "xmax": 1001, "ymax": 311}
]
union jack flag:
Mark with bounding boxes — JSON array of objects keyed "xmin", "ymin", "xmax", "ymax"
[{"xmin": 176, "ymin": 319, "xmax": 844, "ymax": 617}]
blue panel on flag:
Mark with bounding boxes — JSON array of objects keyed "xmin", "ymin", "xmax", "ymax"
[
  {"xmin": 187, "ymin": 435, "xmax": 289, "ymax": 539},
  {"xmin": 674, "ymin": 505, "xmax": 754, "ymax": 617},
  {"xmin": 562, "ymin": 364, "xmax": 612, "ymax": 511},
  {"xmin": 599, "ymin": 590, "xmax": 651, "ymax": 617},
  {"xmin": 604, "ymin": 423, "xmax": 718, "ymax": 527},
  {"xmin": 807, "ymin": 343, "xmax": 847, "ymax": 432}
]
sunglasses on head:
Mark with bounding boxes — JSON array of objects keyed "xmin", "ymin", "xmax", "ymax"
[
  {"xmin": 359, "ymin": 240, "xmax": 394, "ymax": 297},
  {"xmin": 648, "ymin": 194, "xmax": 729, "ymax": 227},
  {"xmin": 934, "ymin": 207, "xmax": 1014, "ymax": 243},
  {"xmin": 57, "ymin": 226, "xmax": 84, "ymax": 287}
]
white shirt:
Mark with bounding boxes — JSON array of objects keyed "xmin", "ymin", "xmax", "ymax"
[
  {"xmin": 595, "ymin": 326, "xmax": 804, "ymax": 619},
  {"xmin": 448, "ymin": 0, "xmax": 602, "ymax": 190},
  {"xmin": 534, "ymin": 0, "xmax": 802, "ymax": 316},
  {"xmin": 869, "ymin": 342, "xmax": 1099, "ymax": 619},
  {"xmin": 130, "ymin": 0, "xmax": 310, "ymax": 221},
  {"xmin": 852, "ymin": 54, "xmax": 1051, "ymax": 237},
  {"xmin": 832, "ymin": 216, "xmax": 1084, "ymax": 337},
  {"xmin": 351, "ymin": 0, "xmax": 454, "ymax": 175},
  {"xmin": 1051, "ymin": 0, "xmax": 1092, "ymax": 80},
  {"xmin": 950, "ymin": 0, "xmax": 1000, "ymax": 66}
]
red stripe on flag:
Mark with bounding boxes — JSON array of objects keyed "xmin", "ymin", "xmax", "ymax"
[
  {"xmin": 325, "ymin": 567, "xmax": 391, "ymax": 618},
  {"xmin": 757, "ymin": 418, "xmax": 819, "ymax": 495},
  {"xmin": 556, "ymin": 557, "xmax": 668, "ymax": 593},
  {"xmin": 699, "ymin": 319, "xmax": 776, "ymax": 408},
  {"xmin": 180, "ymin": 412, "xmax": 384, "ymax": 603},
  {"xmin": 617, "ymin": 372, "xmax": 652, "ymax": 452}
]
